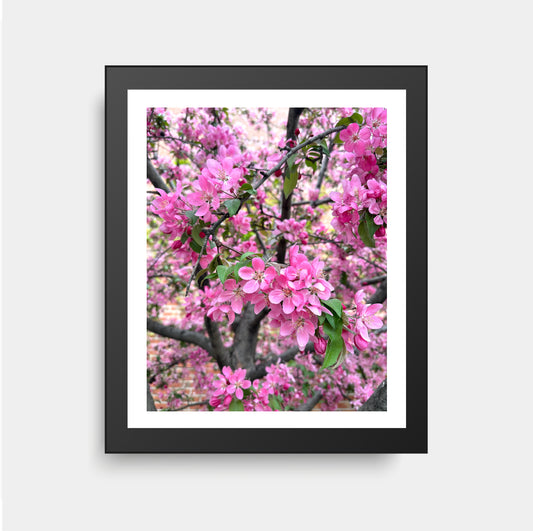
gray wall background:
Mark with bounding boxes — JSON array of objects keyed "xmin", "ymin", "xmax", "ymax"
[{"xmin": 2, "ymin": 1, "xmax": 532, "ymax": 530}]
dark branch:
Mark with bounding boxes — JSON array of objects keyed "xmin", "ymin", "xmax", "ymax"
[
  {"xmin": 361, "ymin": 275, "xmax": 387, "ymax": 286},
  {"xmin": 169, "ymin": 400, "xmax": 209, "ymax": 411},
  {"xmin": 253, "ymin": 124, "xmax": 347, "ymax": 190},
  {"xmin": 295, "ymin": 391, "xmax": 323, "ymax": 411},
  {"xmin": 147, "ymin": 318, "xmax": 213, "ymax": 355},
  {"xmin": 368, "ymin": 279, "xmax": 387, "ymax": 304},
  {"xmin": 315, "ymin": 138, "xmax": 335, "ymax": 191},
  {"xmin": 292, "ymin": 198, "xmax": 333, "ymax": 207},
  {"xmin": 246, "ymin": 341, "xmax": 314, "ymax": 380},
  {"xmin": 359, "ymin": 380, "xmax": 387, "ymax": 411},
  {"xmin": 251, "ymin": 307, "xmax": 270, "ymax": 328},
  {"xmin": 276, "ymin": 107, "xmax": 304, "ymax": 264},
  {"xmin": 147, "ymin": 159, "xmax": 170, "ymax": 194},
  {"xmin": 204, "ymin": 316, "xmax": 231, "ymax": 368},
  {"xmin": 147, "ymin": 382, "xmax": 157, "ymax": 411}
]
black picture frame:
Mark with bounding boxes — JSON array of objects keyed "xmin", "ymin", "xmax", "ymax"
[{"xmin": 105, "ymin": 65, "xmax": 427, "ymax": 453}]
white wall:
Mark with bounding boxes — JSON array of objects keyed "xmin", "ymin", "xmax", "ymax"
[{"xmin": 2, "ymin": 1, "xmax": 532, "ymax": 530}]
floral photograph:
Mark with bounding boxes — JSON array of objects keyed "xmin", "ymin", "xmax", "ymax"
[{"xmin": 146, "ymin": 107, "xmax": 387, "ymax": 412}]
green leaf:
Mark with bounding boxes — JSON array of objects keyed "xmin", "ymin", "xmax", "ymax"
[
  {"xmin": 283, "ymin": 165, "xmax": 299, "ymax": 198},
  {"xmin": 319, "ymin": 140, "xmax": 330, "ymax": 157},
  {"xmin": 216, "ymin": 265, "xmax": 230, "ymax": 284},
  {"xmin": 350, "ymin": 112, "xmax": 363, "ymax": 124},
  {"xmin": 323, "ymin": 335, "xmax": 345, "ymax": 369},
  {"xmin": 286, "ymin": 153, "xmax": 298, "ymax": 169},
  {"xmin": 239, "ymin": 252, "xmax": 257, "ymax": 261},
  {"xmin": 357, "ymin": 211, "xmax": 379, "ymax": 248},
  {"xmin": 335, "ymin": 116, "xmax": 354, "ymax": 128},
  {"xmin": 305, "ymin": 159, "xmax": 318, "ymax": 172},
  {"xmin": 189, "ymin": 239, "xmax": 202, "ymax": 253},
  {"xmin": 224, "ymin": 199, "xmax": 241, "ymax": 216},
  {"xmin": 335, "ymin": 112, "xmax": 363, "ymax": 129},
  {"xmin": 184, "ymin": 210, "xmax": 199, "ymax": 225},
  {"xmin": 229, "ymin": 398, "xmax": 245, "ymax": 411},
  {"xmin": 322, "ymin": 298, "xmax": 343, "ymax": 319},
  {"xmin": 324, "ymin": 313, "xmax": 337, "ymax": 331},
  {"xmin": 239, "ymin": 182, "xmax": 254, "ymax": 192},
  {"xmin": 268, "ymin": 395, "xmax": 283, "ymax": 411},
  {"xmin": 191, "ymin": 224, "xmax": 205, "ymax": 246}
]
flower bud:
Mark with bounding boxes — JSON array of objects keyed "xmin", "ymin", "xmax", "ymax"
[{"xmin": 314, "ymin": 337, "xmax": 327, "ymax": 355}]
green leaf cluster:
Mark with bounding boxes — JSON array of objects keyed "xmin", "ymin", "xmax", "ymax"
[
  {"xmin": 318, "ymin": 299, "xmax": 346, "ymax": 368},
  {"xmin": 283, "ymin": 153, "xmax": 299, "ymax": 198},
  {"xmin": 357, "ymin": 210, "xmax": 379, "ymax": 248}
]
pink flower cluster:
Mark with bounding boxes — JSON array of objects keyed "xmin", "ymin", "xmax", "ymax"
[
  {"xmin": 274, "ymin": 218, "xmax": 309, "ymax": 244},
  {"xmin": 344, "ymin": 290, "xmax": 384, "ymax": 351},
  {"xmin": 330, "ymin": 176, "xmax": 387, "ymax": 244},
  {"xmin": 209, "ymin": 363, "xmax": 297, "ymax": 411},
  {"xmin": 207, "ymin": 247, "xmax": 334, "ymax": 350},
  {"xmin": 209, "ymin": 366, "xmax": 252, "ymax": 409},
  {"xmin": 187, "ymin": 157, "xmax": 245, "ymax": 223},
  {"xmin": 330, "ymin": 108, "xmax": 388, "ymax": 245}
]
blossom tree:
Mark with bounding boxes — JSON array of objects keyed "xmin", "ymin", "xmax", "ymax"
[{"xmin": 146, "ymin": 106, "xmax": 388, "ymax": 412}]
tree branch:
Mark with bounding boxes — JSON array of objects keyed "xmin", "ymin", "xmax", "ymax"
[
  {"xmin": 253, "ymin": 125, "xmax": 347, "ymax": 191},
  {"xmin": 169, "ymin": 400, "xmax": 208, "ymax": 411},
  {"xmin": 361, "ymin": 274, "xmax": 387, "ymax": 286},
  {"xmin": 359, "ymin": 379, "xmax": 387, "ymax": 411},
  {"xmin": 276, "ymin": 107, "xmax": 304, "ymax": 264},
  {"xmin": 147, "ymin": 318, "xmax": 213, "ymax": 355},
  {"xmin": 315, "ymin": 138, "xmax": 335, "ymax": 191},
  {"xmin": 246, "ymin": 341, "xmax": 314, "ymax": 380},
  {"xmin": 295, "ymin": 391, "xmax": 323, "ymax": 411},
  {"xmin": 147, "ymin": 159, "xmax": 170, "ymax": 194},
  {"xmin": 204, "ymin": 315, "xmax": 231, "ymax": 368},
  {"xmin": 147, "ymin": 382, "xmax": 157, "ymax": 411},
  {"xmin": 368, "ymin": 279, "xmax": 387, "ymax": 304}
]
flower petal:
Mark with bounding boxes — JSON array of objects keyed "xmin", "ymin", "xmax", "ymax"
[
  {"xmin": 238, "ymin": 267, "xmax": 254, "ymax": 280},
  {"xmin": 242, "ymin": 280, "xmax": 259, "ymax": 293}
]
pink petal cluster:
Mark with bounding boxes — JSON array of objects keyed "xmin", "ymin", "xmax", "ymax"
[
  {"xmin": 206, "ymin": 247, "xmax": 334, "ymax": 350},
  {"xmin": 344, "ymin": 290, "xmax": 383, "ymax": 351},
  {"xmin": 330, "ymin": 108, "xmax": 388, "ymax": 245},
  {"xmin": 209, "ymin": 366, "xmax": 252, "ymax": 409},
  {"xmin": 274, "ymin": 218, "xmax": 309, "ymax": 244}
]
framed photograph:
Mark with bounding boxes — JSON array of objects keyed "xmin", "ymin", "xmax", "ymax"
[{"xmin": 105, "ymin": 65, "xmax": 427, "ymax": 453}]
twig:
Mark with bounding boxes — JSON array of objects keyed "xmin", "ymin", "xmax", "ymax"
[
  {"xmin": 253, "ymin": 125, "xmax": 346, "ymax": 191},
  {"xmin": 295, "ymin": 391, "xmax": 323, "ymax": 411},
  {"xmin": 184, "ymin": 213, "xmax": 230, "ymax": 296},
  {"xmin": 315, "ymin": 138, "xmax": 335, "ymax": 191},
  {"xmin": 360, "ymin": 274, "xmax": 387, "ymax": 286},
  {"xmin": 147, "ymin": 246, "xmax": 172, "ymax": 272},
  {"xmin": 292, "ymin": 198, "xmax": 333, "ymax": 207},
  {"xmin": 169, "ymin": 400, "xmax": 209, "ymax": 411},
  {"xmin": 147, "ymin": 159, "xmax": 171, "ymax": 194}
]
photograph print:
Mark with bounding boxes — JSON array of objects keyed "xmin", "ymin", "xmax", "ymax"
[{"xmin": 146, "ymin": 106, "xmax": 388, "ymax": 413}]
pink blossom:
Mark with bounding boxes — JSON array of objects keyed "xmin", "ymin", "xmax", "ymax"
[
  {"xmin": 218, "ymin": 279, "xmax": 247, "ymax": 313},
  {"xmin": 187, "ymin": 174, "xmax": 220, "ymax": 217},
  {"xmin": 238, "ymin": 257, "xmax": 276, "ymax": 294},
  {"xmin": 339, "ymin": 123, "xmax": 371, "ymax": 155},
  {"xmin": 280, "ymin": 312, "xmax": 317, "ymax": 349},
  {"xmin": 204, "ymin": 157, "xmax": 242, "ymax": 194},
  {"xmin": 268, "ymin": 276, "xmax": 305, "ymax": 314},
  {"xmin": 227, "ymin": 368, "xmax": 252, "ymax": 400}
]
